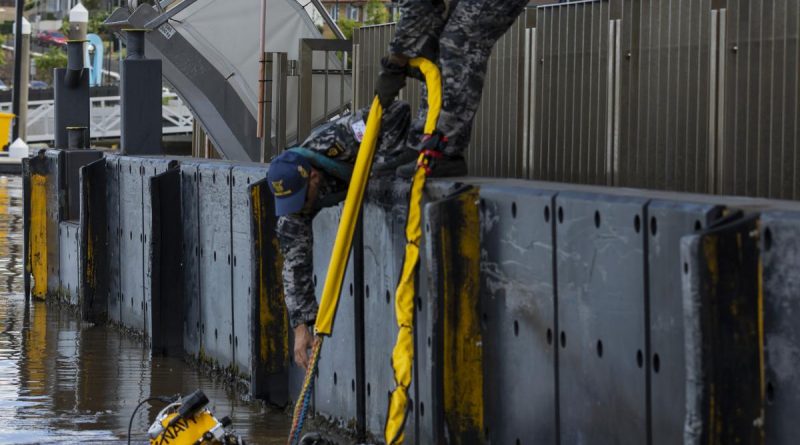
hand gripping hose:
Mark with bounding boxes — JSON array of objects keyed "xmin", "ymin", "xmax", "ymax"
[{"xmin": 287, "ymin": 57, "xmax": 441, "ymax": 445}]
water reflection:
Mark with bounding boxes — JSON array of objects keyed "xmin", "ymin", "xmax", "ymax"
[{"xmin": 0, "ymin": 176, "xmax": 290, "ymax": 444}]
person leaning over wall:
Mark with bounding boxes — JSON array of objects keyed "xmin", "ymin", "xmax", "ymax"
[{"xmin": 267, "ymin": 101, "xmax": 414, "ymax": 368}]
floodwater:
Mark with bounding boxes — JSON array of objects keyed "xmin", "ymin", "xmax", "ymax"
[{"xmin": 0, "ymin": 175, "xmax": 291, "ymax": 444}]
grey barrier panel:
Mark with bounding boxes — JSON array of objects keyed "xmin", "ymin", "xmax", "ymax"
[
  {"xmin": 761, "ymin": 211, "xmax": 800, "ymax": 442},
  {"xmin": 58, "ymin": 221, "xmax": 81, "ymax": 305},
  {"xmin": 618, "ymin": 0, "xmax": 713, "ymax": 193},
  {"xmin": 79, "ymin": 159, "xmax": 109, "ymax": 323},
  {"xmin": 180, "ymin": 161, "xmax": 202, "ymax": 356},
  {"xmin": 363, "ymin": 179, "xmax": 461, "ymax": 443},
  {"xmin": 647, "ymin": 199, "xmax": 722, "ymax": 445},
  {"xmin": 45, "ymin": 150, "xmax": 64, "ymax": 296},
  {"xmin": 118, "ymin": 157, "xmax": 145, "ymax": 333},
  {"xmin": 362, "ymin": 198, "xmax": 405, "ymax": 437},
  {"xmin": 150, "ymin": 168, "xmax": 184, "ymax": 357},
  {"xmin": 139, "ymin": 157, "xmax": 176, "ymax": 338},
  {"xmin": 313, "ymin": 204, "xmax": 357, "ymax": 425},
  {"xmin": 533, "ymin": 2, "xmax": 612, "ymax": 185},
  {"xmin": 416, "ymin": 206, "xmax": 434, "ymax": 445},
  {"xmin": 479, "ymin": 185, "xmax": 557, "ymax": 444},
  {"xmin": 230, "ymin": 164, "xmax": 269, "ymax": 379},
  {"xmin": 106, "ymin": 155, "xmax": 122, "ymax": 323},
  {"xmin": 63, "ymin": 150, "xmax": 104, "ymax": 220},
  {"xmin": 681, "ymin": 214, "xmax": 763, "ymax": 444},
  {"xmin": 555, "ymin": 191, "xmax": 648, "ymax": 445},
  {"xmin": 721, "ymin": 0, "xmax": 800, "ymax": 199},
  {"xmin": 249, "ymin": 178, "xmax": 290, "ymax": 404},
  {"xmin": 197, "ymin": 162, "xmax": 235, "ymax": 368}
]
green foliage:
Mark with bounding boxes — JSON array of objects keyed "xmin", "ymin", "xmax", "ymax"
[
  {"xmin": 0, "ymin": 35, "xmax": 6, "ymax": 66},
  {"xmin": 336, "ymin": 17, "xmax": 357, "ymax": 40},
  {"xmin": 81, "ymin": 0, "xmax": 103, "ymax": 10},
  {"xmin": 336, "ymin": 0, "xmax": 390, "ymax": 40},
  {"xmin": 34, "ymin": 47, "xmax": 67, "ymax": 84},
  {"xmin": 364, "ymin": 0, "xmax": 389, "ymax": 25},
  {"xmin": 88, "ymin": 10, "xmax": 110, "ymax": 36}
]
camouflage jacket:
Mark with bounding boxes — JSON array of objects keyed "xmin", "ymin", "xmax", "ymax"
[{"xmin": 277, "ymin": 101, "xmax": 411, "ymax": 328}]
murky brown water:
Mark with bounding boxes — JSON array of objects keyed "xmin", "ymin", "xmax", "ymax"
[{"xmin": 0, "ymin": 175, "xmax": 291, "ymax": 444}]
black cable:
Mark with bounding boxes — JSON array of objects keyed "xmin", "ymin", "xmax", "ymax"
[{"xmin": 127, "ymin": 396, "xmax": 178, "ymax": 445}]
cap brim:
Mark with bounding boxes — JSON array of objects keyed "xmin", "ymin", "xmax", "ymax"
[{"xmin": 274, "ymin": 182, "xmax": 308, "ymax": 216}]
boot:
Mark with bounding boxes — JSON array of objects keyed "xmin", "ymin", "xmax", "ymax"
[{"xmin": 372, "ymin": 149, "xmax": 418, "ymax": 177}]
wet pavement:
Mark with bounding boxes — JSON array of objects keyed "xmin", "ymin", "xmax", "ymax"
[{"xmin": 0, "ymin": 175, "xmax": 291, "ymax": 444}]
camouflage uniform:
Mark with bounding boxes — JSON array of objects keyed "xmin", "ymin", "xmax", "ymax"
[
  {"xmin": 390, "ymin": 0, "xmax": 529, "ymax": 155},
  {"xmin": 277, "ymin": 101, "xmax": 412, "ymax": 328}
]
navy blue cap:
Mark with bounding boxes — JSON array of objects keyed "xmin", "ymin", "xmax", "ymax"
[{"xmin": 267, "ymin": 151, "xmax": 312, "ymax": 216}]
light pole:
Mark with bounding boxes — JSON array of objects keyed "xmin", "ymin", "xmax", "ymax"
[{"xmin": 13, "ymin": 17, "xmax": 31, "ymax": 141}]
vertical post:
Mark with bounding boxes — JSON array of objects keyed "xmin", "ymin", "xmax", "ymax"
[
  {"xmin": 298, "ymin": 40, "xmax": 313, "ymax": 142},
  {"xmin": 256, "ymin": 0, "xmax": 267, "ymax": 139},
  {"xmin": 353, "ymin": 216, "xmax": 366, "ymax": 442},
  {"xmin": 276, "ymin": 52, "xmax": 288, "ymax": 150},
  {"xmin": 259, "ymin": 52, "xmax": 273, "ymax": 163},
  {"xmin": 11, "ymin": 0, "xmax": 23, "ymax": 140},
  {"xmin": 16, "ymin": 18, "xmax": 31, "ymax": 141}
]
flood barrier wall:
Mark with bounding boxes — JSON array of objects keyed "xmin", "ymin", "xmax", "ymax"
[{"xmin": 22, "ymin": 151, "xmax": 800, "ymax": 443}]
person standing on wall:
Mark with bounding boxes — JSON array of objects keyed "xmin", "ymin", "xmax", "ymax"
[{"xmin": 374, "ymin": 0, "xmax": 530, "ymax": 177}]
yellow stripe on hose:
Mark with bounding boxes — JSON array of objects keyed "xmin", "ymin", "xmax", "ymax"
[{"xmin": 315, "ymin": 97, "xmax": 384, "ymax": 336}]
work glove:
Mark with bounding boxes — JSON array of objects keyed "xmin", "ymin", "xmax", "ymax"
[{"xmin": 375, "ymin": 56, "xmax": 407, "ymax": 109}]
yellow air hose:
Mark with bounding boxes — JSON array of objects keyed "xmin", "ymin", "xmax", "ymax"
[
  {"xmin": 288, "ymin": 57, "xmax": 441, "ymax": 445},
  {"xmin": 384, "ymin": 57, "xmax": 441, "ymax": 445}
]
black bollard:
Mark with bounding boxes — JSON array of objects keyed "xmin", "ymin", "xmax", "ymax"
[
  {"xmin": 54, "ymin": 40, "xmax": 90, "ymax": 149},
  {"xmin": 120, "ymin": 29, "xmax": 162, "ymax": 155},
  {"xmin": 66, "ymin": 127, "xmax": 89, "ymax": 150}
]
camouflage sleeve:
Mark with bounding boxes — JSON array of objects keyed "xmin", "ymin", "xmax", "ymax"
[
  {"xmin": 388, "ymin": 0, "xmax": 446, "ymax": 58},
  {"xmin": 276, "ymin": 213, "xmax": 319, "ymax": 329}
]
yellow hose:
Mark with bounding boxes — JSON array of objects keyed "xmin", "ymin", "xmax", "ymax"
[
  {"xmin": 309, "ymin": 57, "xmax": 442, "ymax": 445},
  {"xmin": 315, "ymin": 97, "xmax": 383, "ymax": 336},
  {"xmin": 385, "ymin": 58, "xmax": 442, "ymax": 445}
]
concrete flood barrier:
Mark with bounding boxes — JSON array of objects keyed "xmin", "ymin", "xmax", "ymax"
[{"xmin": 22, "ymin": 150, "xmax": 800, "ymax": 442}]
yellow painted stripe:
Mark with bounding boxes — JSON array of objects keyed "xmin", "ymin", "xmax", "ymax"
[
  {"xmin": 30, "ymin": 174, "xmax": 47, "ymax": 299},
  {"xmin": 448, "ymin": 190, "xmax": 483, "ymax": 436}
]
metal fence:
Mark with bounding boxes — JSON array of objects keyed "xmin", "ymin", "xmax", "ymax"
[
  {"xmin": 0, "ymin": 93, "xmax": 193, "ymax": 145},
  {"xmin": 352, "ymin": 0, "xmax": 800, "ymax": 199}
]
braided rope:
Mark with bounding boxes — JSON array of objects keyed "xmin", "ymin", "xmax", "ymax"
[{"xmin": 287, "ymin": 338, "xmax": 324, "ymax": 445}]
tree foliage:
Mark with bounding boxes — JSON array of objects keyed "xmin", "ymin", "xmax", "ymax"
[
  {"xmin": 336, "ymin": 0, "xmax": 390, "ymax": 40},
  {"xmin": 364, "ymin": 0, "xmax": 389, "ymax": 25},
  {"xmin": 34, "ymin": 47, "xmax": 67, "ymax": 84}
]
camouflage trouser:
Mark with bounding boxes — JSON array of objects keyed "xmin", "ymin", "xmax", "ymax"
[{"xmin": 391, "ymin": 0, "xmax": 529, "ymax": 156}]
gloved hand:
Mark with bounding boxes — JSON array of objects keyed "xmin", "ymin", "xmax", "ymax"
[{"xmin": 375, "ymin": 56, "xmax": 407, "ymax": 109}]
